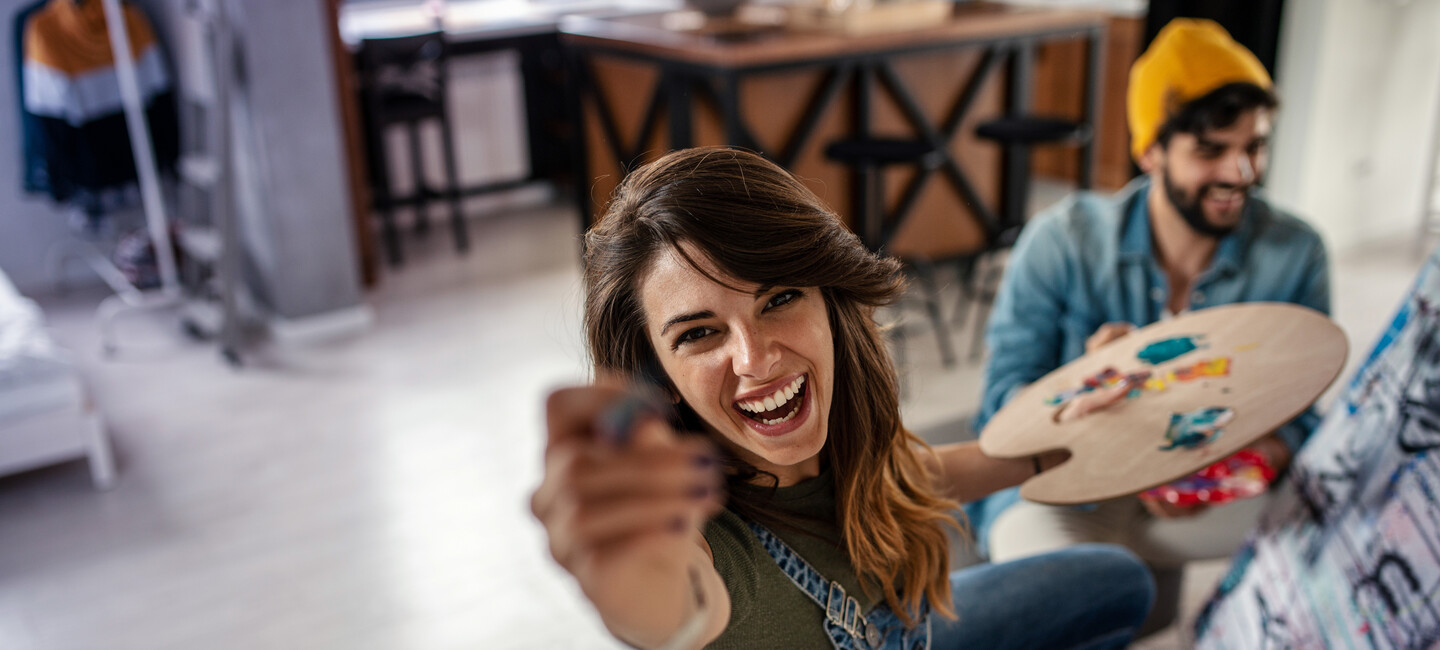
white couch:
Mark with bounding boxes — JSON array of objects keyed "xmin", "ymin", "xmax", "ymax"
[{"xmin": 0, "ymin": 269, "xmax": 114, "ymax": 488}]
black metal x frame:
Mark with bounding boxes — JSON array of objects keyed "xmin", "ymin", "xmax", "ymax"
[{"xmin": 567, "ymin": 24, "xmax": 1105, "ymax": 238}]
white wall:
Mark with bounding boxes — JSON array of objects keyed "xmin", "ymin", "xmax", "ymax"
[
  {"xmin": 1269, "ymin": 0, "xmax": 1440, "ymax": 254},
  {"xmin": 0, "ymin": 1, "xmax": 114, "ymax": 293}
]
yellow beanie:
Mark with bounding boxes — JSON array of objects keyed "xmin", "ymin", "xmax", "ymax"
[{"xmin": 1128, "ymin": 18, "xmax": 1272, "ymax": 160}]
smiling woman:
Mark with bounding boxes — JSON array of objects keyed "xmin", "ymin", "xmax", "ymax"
[
  {"xmin": 530, "ymin": 147, "xmax": 1156, "ymax": 649},
  {"xmin": 640, "ymin": 250, "xmax": 834, "ymax": 480}
]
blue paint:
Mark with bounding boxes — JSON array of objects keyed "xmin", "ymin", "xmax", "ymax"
[
  {"xmin": 1158, "ymin": 406, "xmax": 1235, "ymax": 451},
  {"xmin": 1345, "ymin": 298, "xmax": 1414, "ymax": 414},
  {"xmin": 1137, "ymin": 335, "xmax": 1202, "ymax": 365}
]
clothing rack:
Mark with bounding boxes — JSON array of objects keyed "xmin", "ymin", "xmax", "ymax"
[
  {"xmin": 45, "ymin": 0, "xmax": 181, "ymax": 356},
  {"xmin": 46, "ymin": 0, "xmax": 246, "ymax": 364},
  {"xmin": 202, "ymin": 0, "xmax": 243, "ymax": 367},
  {"xmin": 102, "ymin": 0, "xmax": 178, "ymax": 294}
]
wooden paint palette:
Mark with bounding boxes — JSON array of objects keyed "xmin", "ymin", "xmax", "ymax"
[{"xmin": 979, "ymin": 302, "xmax": 1348, "ymax": 505}]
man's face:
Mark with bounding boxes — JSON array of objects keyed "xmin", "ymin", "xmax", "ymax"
[{"xmin": 1145, "ymin": 108, "xmax": 1272, "ymax": 238}]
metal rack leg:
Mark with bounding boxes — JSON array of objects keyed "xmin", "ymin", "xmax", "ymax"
[{"xmin": 85, "ymin": 412, "xmax": 116, "ymax": 490}]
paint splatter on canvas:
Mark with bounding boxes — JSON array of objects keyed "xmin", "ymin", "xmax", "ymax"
[{"xmin": 1194, "ymin": 248, "xmax": 1440, "ymax": 649}]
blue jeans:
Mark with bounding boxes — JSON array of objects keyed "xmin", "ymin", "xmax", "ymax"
[{"xmin": 931, "ymin": 544, "xmax": 1155, "ymax": 650}]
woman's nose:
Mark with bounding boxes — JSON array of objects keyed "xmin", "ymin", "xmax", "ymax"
[{"xmin": 730, "ymin": 325, "xmax": 780, "ymax": 379}]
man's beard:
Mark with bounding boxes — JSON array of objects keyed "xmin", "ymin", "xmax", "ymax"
[{"xmin": 1162, "ymin": 167, "xmax": 1247, "ymax": 239}]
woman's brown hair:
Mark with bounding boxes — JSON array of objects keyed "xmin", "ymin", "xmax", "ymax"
[{"xmin": 582, "ymin": 147, "xmax": 961, "ymax": 625}]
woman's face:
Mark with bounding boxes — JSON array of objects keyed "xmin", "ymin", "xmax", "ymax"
[{"xmin": 638, "ymin": 245, "xmax": 834, "ymax": 486}]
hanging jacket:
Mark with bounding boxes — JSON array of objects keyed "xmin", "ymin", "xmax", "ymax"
[
  {"xmin": 14, "ymin": 0, "xmax": 47, "ymax": 196},
  {"xmin": 17, "ymin": 0, "xmax": 178, "ymax": 211}
]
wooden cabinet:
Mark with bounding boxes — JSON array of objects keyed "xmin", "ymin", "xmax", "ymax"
[{"xmin": 1031, "ymin": 15, "xmax": 1143, "ymax": 191}]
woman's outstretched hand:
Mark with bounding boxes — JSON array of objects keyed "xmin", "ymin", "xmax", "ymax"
[{"xmin": 531, "ymin": 385, "xmax": 727, "ymax": 648}]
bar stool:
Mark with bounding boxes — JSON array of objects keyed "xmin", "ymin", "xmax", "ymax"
[
  {"xmin": 976, "ymin": 116, "xmax": 1094, "ymax": 230},
  {"xmin": 356, "ymin": 31, "xmax": 467, "ymax": 266},
  {"xmin": 955, "ymin": 115, "xmax": 1093, "ymax": 358},
  {"xmin": 825, "ymin": 137, "xmax": 958, "ymax": 368}
]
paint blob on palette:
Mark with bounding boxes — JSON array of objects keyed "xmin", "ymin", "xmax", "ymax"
[
  {"xmin": 1044, "ymin": 357, "xmax": 1232, "ymax": 407},
  {"xmin": 1043, "ymin": 334, "xmax": 1244, "ymax": 455},
  {"xmin": 1137, "ymin": 335, "xmax": 1206, "ymax": 365},
  {"xmin": 1145, "ymin": 357, "xmax": 1232, "ymax": 392},
  {"xmin": 1158, "ymin": 406, "xmax": 1235, "ymax": 450}
]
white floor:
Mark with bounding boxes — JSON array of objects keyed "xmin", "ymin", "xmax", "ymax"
[{"xmin": 0, "ymin": 196, "xmax": 1430, "ymax": 649}]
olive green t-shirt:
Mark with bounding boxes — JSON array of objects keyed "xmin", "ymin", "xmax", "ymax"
[{"xmin": 701, "ymin": 469, "xmax": 876, "ymax": 649}]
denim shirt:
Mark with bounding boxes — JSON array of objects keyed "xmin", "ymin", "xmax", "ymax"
[{"xmin": 965, "ymin": 178, "xmax": 1331, "ymax": 550}]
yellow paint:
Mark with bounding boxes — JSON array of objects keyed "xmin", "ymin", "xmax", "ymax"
[{"xmin": 1199, "ymin": 357, "xmax": 1231, "ymax": 376}]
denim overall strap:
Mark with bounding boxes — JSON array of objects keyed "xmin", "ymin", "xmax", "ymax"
[{"xmin": 746, "ymin": 521, "xmax": 931, "ymax": 650}]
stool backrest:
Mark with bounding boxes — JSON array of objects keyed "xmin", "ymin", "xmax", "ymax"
[{"xmin": 356, "ymin": 31, "xmax": 448, "ymax": 105}]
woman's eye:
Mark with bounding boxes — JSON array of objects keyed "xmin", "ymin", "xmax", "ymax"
[
  {"xmin": 765, "ymin": 289, "xmax": 803, "ymax": 310},
  {"xmin": 674, "ymin": 326, "xmax": 715, "ymax": 348}
]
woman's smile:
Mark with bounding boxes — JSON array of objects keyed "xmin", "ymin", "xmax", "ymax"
[{"xmin": 732, "ymin": 373, "xmax": 811, "ymax": 436}]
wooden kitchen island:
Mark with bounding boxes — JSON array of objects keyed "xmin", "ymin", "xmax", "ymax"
[{"xmin": 561, "ymin": 2, "xmax": 1106, "ymax": 259}]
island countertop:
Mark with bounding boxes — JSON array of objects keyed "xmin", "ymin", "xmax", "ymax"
[{"xmin": 559, "ymin": 2, "xmax": 1106, "ymax": 69}]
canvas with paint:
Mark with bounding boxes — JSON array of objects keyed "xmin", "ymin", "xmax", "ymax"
[{"xmin": 1194, "ymin": 247, "xmax": 1440, "ymax": 649}]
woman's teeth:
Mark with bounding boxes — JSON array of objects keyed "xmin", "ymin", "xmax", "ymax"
[
  {"xmin": 762, "ymin": 408, "xmax": 800, "ymax": 426},
  {"xmin": 737, "ymin": 375, "xmax": 806, "ymax": 424}
]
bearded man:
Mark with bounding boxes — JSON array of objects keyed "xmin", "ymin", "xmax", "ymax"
[{"xmin": 966, "ymin": 18, "xmax": 1330, "ymax": 635}]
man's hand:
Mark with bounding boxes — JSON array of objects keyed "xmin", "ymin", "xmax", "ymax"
[
  {"xmin": 1137, "ymin": 433, "xmax": 1292, "ymax": 519},
  {"xmin": 1054, "ymin": 323, "xmax": 1141, "ymax": 423},
  {"xmin": 1055, "ymin": 377, "xmax": 1136, "ymax": 423},
  {"xmin": 1086, "ymin": 322, "xmax": 1136, "ymax": 353},
  {"xmin": 1245, "ymin": 433, "xmax": 1293, "ymax": 476}
]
